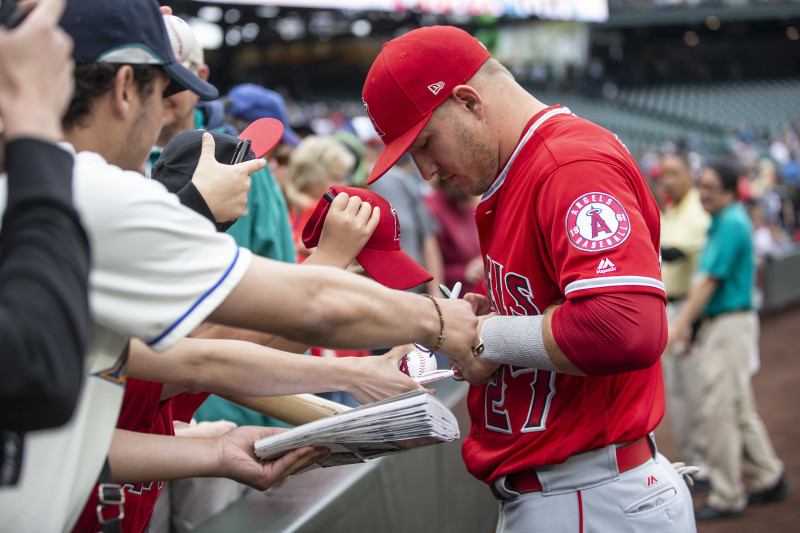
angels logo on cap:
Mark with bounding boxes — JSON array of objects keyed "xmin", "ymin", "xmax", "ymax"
[{"xmin": 566, "ymin": 192, "xmax": 630, "ymax": 251}]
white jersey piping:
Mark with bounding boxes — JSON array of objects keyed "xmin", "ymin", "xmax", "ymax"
[
  {"xmin": 481, "ymin": 106, "xmax": 573, "ymax": 202},
  {"xmin": 564, "ymin": 275, "xmax": 666, "ymax": 296}
]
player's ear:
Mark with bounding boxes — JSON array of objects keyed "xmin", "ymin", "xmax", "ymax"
[{"xmin": 451, "ymin": 85, "xmax": 484, "ymax": 119}]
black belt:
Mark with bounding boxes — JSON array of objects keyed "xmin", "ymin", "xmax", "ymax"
[{"xmin": 705, "ymin": 307, "xmax": 750, "ymax": 320}]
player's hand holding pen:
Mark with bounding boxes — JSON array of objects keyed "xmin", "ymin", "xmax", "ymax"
[
  {"xmin": 446, "ymin": 291, "xmax": 500, "ymax": 385},
  {"xmin": 432, "ymin": 283, "xmax": 496, "ymax": 385},
  {"xmin": 424, "ymin": 282, "xmax": 480, "ymax": 367}
]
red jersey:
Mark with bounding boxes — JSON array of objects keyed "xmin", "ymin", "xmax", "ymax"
[
  {"xmin": 72, "ymin": 380, "xmax": 209, "ymax": 533},
  {"xmin": 463, "ymin": 106, "xmax": 666, "ymax": 483}
]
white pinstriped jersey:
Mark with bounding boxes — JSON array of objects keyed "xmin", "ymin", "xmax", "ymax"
[
  {"xmin": 463, "ymin": 106, "xmax": 666, "ymax": 484},
  {"xmin": 0, "ymin": 148, "xmax": 251, "ymax": 532}
]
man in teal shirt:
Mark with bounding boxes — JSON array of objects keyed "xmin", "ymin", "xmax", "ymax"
[{"xmin": 666, "ymin": 158, "xmax": 789, "ymax": 521}]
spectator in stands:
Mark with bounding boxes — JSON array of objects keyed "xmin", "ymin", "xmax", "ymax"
[
  {"xmin": 657, "ymin": 151, "xmax": 711, "ymax": 488},
  {"xmin": 423, "ymin": 175, "xmax": 484, "ymax": 295},
  {"xmin": 750, "ymin": 203, "xmax": 792, "ymax": 267},
  {"xmin": 666, "ymin": 157, "xmax": 789, "ymax": 521},
  {"xmin": 225, "ymin": 83, "xmax": 301, "ymax": 191},
  {"xmin": 0, "ymin": 0, "xmax": 90, "ymax": 470}
]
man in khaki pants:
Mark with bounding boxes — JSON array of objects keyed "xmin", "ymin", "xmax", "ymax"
[
  {"xmin": 666, "ymin": 157, "xmax": 789, "ymax": 521},
  {"xmin": 659, "ymin": 151, "xmax": 711, "ymax": 485}
]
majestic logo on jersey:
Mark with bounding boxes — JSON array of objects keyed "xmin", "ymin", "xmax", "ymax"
[
  {"xmin": 427, "ymin": 81, "xmax": 445, "ymax": 95},
  {"xmin": 596, "ymin": 257, "xmax": 617, "ymax": 274},
  {"xmin": 566, "ymin": 193, "xmax": 630, "ymax": 252},
  {"xmin": 362, "ymin": 99, "xmax": 385, "ymax": 138},
  {"xmin": 646, "ymin": 474, "xmax": 659, "ymax": 487}
]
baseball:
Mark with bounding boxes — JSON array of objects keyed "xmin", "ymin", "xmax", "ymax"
[
  {"xmin": 399, "ymin": 345, "xmax": 437, "ymax": 379},
  {"xmin": 163, "ymin": 15, "xmax": 194, "ymax": 63}
]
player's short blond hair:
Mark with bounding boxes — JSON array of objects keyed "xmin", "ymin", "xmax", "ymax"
[{"xmin": 472, "ymin": 57, "xmax": 514, "ymax": 84}]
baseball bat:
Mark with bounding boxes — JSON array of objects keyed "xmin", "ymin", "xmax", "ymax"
[{"xmin": 218, "ymin": 393, "xmax": 352, "ymax": 426}]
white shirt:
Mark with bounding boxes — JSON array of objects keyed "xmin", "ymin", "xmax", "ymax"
[{"xmin": 0, "ymin": 148, "xmax": 251, "ymax": 532}]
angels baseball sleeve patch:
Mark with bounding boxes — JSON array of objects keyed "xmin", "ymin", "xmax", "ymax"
[{"xmin": 565, "ymin": 192, "xmax": 630, "ymax": 252}]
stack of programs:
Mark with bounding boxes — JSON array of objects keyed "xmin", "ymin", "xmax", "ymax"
[{"xmin": 253, "ymin": 390, "xmax": 460, "ymax": 468}]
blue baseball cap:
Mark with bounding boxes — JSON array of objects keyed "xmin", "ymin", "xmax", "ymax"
[
  {"xmin": 60, "ymin": 0, "xmax": 218, "ymax": 101},
  {"xmin": 226, "ymin": 84, "xmax": 301, "ymax": 147}
]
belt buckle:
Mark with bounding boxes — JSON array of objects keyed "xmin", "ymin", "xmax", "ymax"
[{"xmin": 96, "ymin": 482, "xmax": 125, "ymax": 524}]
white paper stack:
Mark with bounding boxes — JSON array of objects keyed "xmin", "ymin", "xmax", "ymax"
[{"xmin": 253, "ymin": 390, "xmax": 459, "ymax": 468}]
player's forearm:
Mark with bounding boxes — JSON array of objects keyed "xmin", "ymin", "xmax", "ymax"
[
  {"xmin": 480, "ymin": 293, "xmax": 666, "ymax": 377},
  {"xmin": 108, "ymin": 429, "xmax": 221, "ymax": 483},
  {"xmin": 479, "ymin": 310, "xmax": 585, "ymax": 376}
]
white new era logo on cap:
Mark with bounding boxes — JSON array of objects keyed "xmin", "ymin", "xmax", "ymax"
[{"xmin": 428, "ymin": 82, "xmax": 445, "ymax": 95}]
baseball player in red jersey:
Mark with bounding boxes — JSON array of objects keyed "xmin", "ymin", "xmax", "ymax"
[{"xmin": 362, "ymin": 26, "xmax": 697, "ymax": 532}]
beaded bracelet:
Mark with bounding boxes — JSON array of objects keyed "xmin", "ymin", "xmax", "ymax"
[{"xmin": 421, "ymin": 293, "xmax": 445, "ymax": 352}]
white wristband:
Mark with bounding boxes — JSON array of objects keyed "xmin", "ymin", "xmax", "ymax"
[{"xmin": 480, "ymin": 315, "xmax": 558, "ymax": 372}]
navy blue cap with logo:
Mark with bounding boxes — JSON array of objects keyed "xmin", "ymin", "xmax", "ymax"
[{"xmin": 59, "ymin": 0, "xmax": 218, "ymax": 101}]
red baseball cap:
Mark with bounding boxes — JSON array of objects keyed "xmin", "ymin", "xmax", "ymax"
[
  {"xmin": 361, "ymin": 26, "xmax": 490, "ymax": 184},
  {"xmin": 302, "ymin": 186, "xmax": 433, "ymax": 290}
]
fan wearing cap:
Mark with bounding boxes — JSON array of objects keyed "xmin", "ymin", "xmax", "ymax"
[
  {"xmin": 151, "ymin": 18, "xmax": 232, "ymax": 157},
  {"xmin": 225, "ymin": 83, "xmax": 301, "ymax": 188},
  {"xmin": 362, "ymin": 26, "xmax": 695, "ymax": 531},
  {"xmin": 0, "ymin": 2, "xmax": 481, "ymax": 531}
]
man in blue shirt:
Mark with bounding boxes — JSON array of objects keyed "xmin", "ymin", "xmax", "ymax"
[{"xmin": 666, "ymin": 157, "xmax": 789, "ymax": 521}]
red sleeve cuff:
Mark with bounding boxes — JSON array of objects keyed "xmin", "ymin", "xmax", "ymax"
[{"xmin": 551, "ymin": 292, "xmax": 667, "ymax": 376}]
